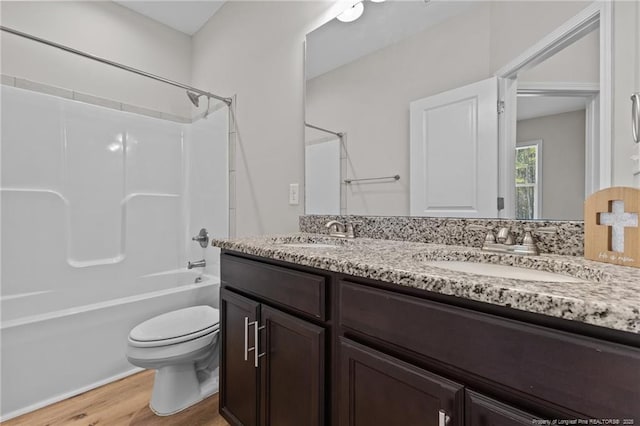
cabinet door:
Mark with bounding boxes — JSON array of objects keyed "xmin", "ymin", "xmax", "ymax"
[
  {"xmin": 260, "ymin": 305, "xmax": 325, "ymax": 426},
  {"xmin": 465, "ymin": 391, "xmax": 539, "ymax": 425},
  {"xmin": 220, "ymin": 288, "xmax": 260, "ymax": 426},
  {"xmin": 339, "ymin": 338, "xmax": 464, "ymax": 426}
]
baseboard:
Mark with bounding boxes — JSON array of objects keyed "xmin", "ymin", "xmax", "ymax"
[{"xmin": 0, "ymin": 367, "xmax": 145, "ymax": 422}]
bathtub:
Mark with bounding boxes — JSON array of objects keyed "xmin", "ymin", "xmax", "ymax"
[{"xmin": 0, "ymin": 270, "xmax": 219, "ymax": 421}]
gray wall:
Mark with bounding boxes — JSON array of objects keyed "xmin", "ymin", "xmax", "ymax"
[
  {"xmin": 517, "ymin": 110, "xmax": 586, "ymax": 220},
  {"xmin": 191, "ymin": 1, "xmax": 336, "ymax": 235}
]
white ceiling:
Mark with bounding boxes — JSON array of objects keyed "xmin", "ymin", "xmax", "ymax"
[
  {"xmin": 114, "ymin": 1, "xmax": 226, "ymax": 35},
  {"xmin": 517, "ymin": 95, "xmax": 588, "ymax": 121},
  {"xmin": 306, "ymin": 1, "xmax": 478, "ymax": 80}
]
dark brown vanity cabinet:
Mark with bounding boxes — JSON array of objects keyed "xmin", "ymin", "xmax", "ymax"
[
  {"xmin": 259, "ymin": 305, "xmax": 324, "ymax": 426},
  {"xmin": 338, "ymin": 279, "xmax": 640, "ymax": 421},
  {"xmin": 220, "ymin": 254, "xmax": 327, "ymax": 426},
  {"xmin": 220, "ymin": 251, "xmax": 640, "ymax": 426},
  {"xmin": 464, "ymin": 391, "xmax": 538, "ymax": 425},
  {"xmin": 220, "ymin": 289, "xmax": 260, "ymax": 426},
  {"xmin": 339, "ymin": 337, "xmax": 464, "ymax": 426}
]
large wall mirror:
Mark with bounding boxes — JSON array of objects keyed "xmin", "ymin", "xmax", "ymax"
[{"xmin": 304, "ymin": 1, "xmax": 624, "ymax": 221}]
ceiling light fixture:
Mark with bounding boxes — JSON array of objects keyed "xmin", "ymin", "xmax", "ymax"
[
  {"xmin": 370, "ymin": 0, "xmax": 386, "ymax": 3},
  {"xmin": 337, "ymin": 2, "xmax": 364, "ymax": 23}
]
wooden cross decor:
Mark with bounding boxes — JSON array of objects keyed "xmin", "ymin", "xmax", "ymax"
[{"xmin": 584, "ymin": 187, "xmax": 640, "ymax": 268}]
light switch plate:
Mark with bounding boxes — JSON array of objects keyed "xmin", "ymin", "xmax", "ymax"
[{"xmin": 289, "ymin": 183, "xmax": 299, "ymax": 205}]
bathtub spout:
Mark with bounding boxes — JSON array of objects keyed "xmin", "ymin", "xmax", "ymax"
[{"xmin": 187, "ymin": 260, "xmax": 206, "ymax": 269}]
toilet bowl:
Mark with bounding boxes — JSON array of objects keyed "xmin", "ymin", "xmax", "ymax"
[{"xmin": 126, "ymin": 305, "xmax": 220, "ymax": 416}]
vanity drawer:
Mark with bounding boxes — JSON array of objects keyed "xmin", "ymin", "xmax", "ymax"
[
  {"xmin": 338, "ymin": 280, "xmax": 640, "ymax": 417},
  {"xmin": 222, "ymin": 254, "xmax": 326, "ymax": 320}
]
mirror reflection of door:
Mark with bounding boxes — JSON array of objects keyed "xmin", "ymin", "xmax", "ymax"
[{"xmin": 409, "ymin": 77, "xmax": 498, "ymax": 218}]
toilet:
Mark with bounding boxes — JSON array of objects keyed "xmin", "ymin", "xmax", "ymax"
[{"xmin": 126, "ymin": 305, "xmax": 220, "ymax": 416}]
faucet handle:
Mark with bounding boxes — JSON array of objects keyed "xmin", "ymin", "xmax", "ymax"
[
  {"xmin": 483, "ymin": 231, "xmax": 496, "ymax": 243},
  {"xmin": 522, "ymin": 229, "xmax": 535, "ymax": 246},
  {"xmin": 345, "ymin": 221, "xmax": 363, "ymax": 238},
  {"xmin": 519, "ymin": 228, "xmax": 539, "ymax": 255},
  {"xmin": 523, "ymin": 226, "xmax": 557, "ymax": 243},
  {"xmin": 504, "ymin": 232, "xmax": 514, "ymax": 245},
  {"xmin": 465, "ymin": 225, "xmax": 496, "ymax": 247},
  {"xmin": 192, "ymin": 228, "xmax": 209, "ymax": 248}
]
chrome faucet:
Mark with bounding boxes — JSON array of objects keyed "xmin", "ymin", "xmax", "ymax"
[
  {"xmin": 325, "ymin": 220, "xmax": 347, "ymax": 237},
  {"xmin": 466, "ymin": 224, "xmax": 556, "ymax": 256},
  {"xmin": 325, "ymin": 220, "xmax": 361, "ymax": 238},
  {"xmin": 187, "ymin": 259, "xmax": 206, "ymax": 269}
]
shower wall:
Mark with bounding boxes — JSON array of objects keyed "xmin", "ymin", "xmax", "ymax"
[
  {"xmin": 1, "ymin": 83, "xmax": 228, "ymax": 296},
  {"xmin": 0, "ymin": 83, "xmax": 228, "ymax": 419}
]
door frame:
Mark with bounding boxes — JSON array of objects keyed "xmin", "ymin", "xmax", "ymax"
[
  {"xmin": 495, "ymin": 1, "xmax": 612, "ymax": 218},
  {"xmin": 517, "ymin": 82, "xmax": 600, "ymax": 199}
]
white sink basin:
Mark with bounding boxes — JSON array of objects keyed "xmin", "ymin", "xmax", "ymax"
[
  {"xmin": 281, "ymin": 243, "xmax": 341, "ymax": 249},
  {"xmin": 424, "ymin": 261, "xmax": 584, "ymax": 283}
]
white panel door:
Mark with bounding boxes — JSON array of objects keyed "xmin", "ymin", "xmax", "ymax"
[{"xmin": 410, "ymin": 77, "xmax": 498, "ymax": 217}]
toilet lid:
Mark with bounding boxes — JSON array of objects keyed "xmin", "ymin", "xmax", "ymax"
[{"xmin": 130, "ymin": 305, "xmax": 220, "ymax": 342}]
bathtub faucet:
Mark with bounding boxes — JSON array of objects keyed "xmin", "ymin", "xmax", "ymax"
[{"xmin": 187, "ymin": 259, "xmax": 206, "ymax": 269}]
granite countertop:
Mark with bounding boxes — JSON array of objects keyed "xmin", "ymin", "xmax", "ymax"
[{"xmin": 212, "ymin": 233, "xmax": 640, "ymax": 334}]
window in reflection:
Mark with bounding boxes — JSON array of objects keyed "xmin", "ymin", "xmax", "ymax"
[{"xmin": 515, "ymin": 141, "xmax": 541, "ymax": 220}]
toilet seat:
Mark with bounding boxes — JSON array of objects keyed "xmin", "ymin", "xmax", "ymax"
[{"xmin": 128, "ymin": 305, "xmax": 220, "ymax": 348}]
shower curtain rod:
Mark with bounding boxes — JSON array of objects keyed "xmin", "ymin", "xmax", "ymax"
[
  {"xmin": 305, "ymin": 122, "xmax": 343, "ymax": 137},
  {"xmin": 0, "ymin": 25, "xmax": 232, "ymax": 106}
]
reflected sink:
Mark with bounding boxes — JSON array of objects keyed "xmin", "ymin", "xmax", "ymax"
[
  {"xmin": 281, "ymin": 243, "xmax": 342, "ymax": 249},
  {"xmin": 424, "ymin": 261, "xmax": 585, "ymax": 283}
]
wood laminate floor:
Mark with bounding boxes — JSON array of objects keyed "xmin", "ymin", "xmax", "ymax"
[{"xmin": 3, "ymin": 370, "xmax": 230, "ymax": 426}]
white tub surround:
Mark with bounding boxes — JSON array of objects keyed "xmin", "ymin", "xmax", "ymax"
[{"xmin": 0, "ymin": 83, "xmax": 228, "ymax": 420}]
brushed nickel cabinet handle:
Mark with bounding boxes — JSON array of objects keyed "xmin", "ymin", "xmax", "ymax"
[
  {"xmin": 246, "ymin": 320, "xmax": 258, "ymax": 363},
  {"xmin": 254, "ymin": 324, "xmax": 266, "ymax": 368},
  {"xmin": 254, "ymin": 320, "xmax": 259, "ymax": 368},
  {"xmin": 243, "ymin": 317, "xmax": 249, "ymax": 361},
  {"xmin": 244, "ymin": 317, "xmax": 264, "ymax": 367},
  {"xmin": 438, "ymin": 409, "xmax": 450, "ymax": 426}
]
